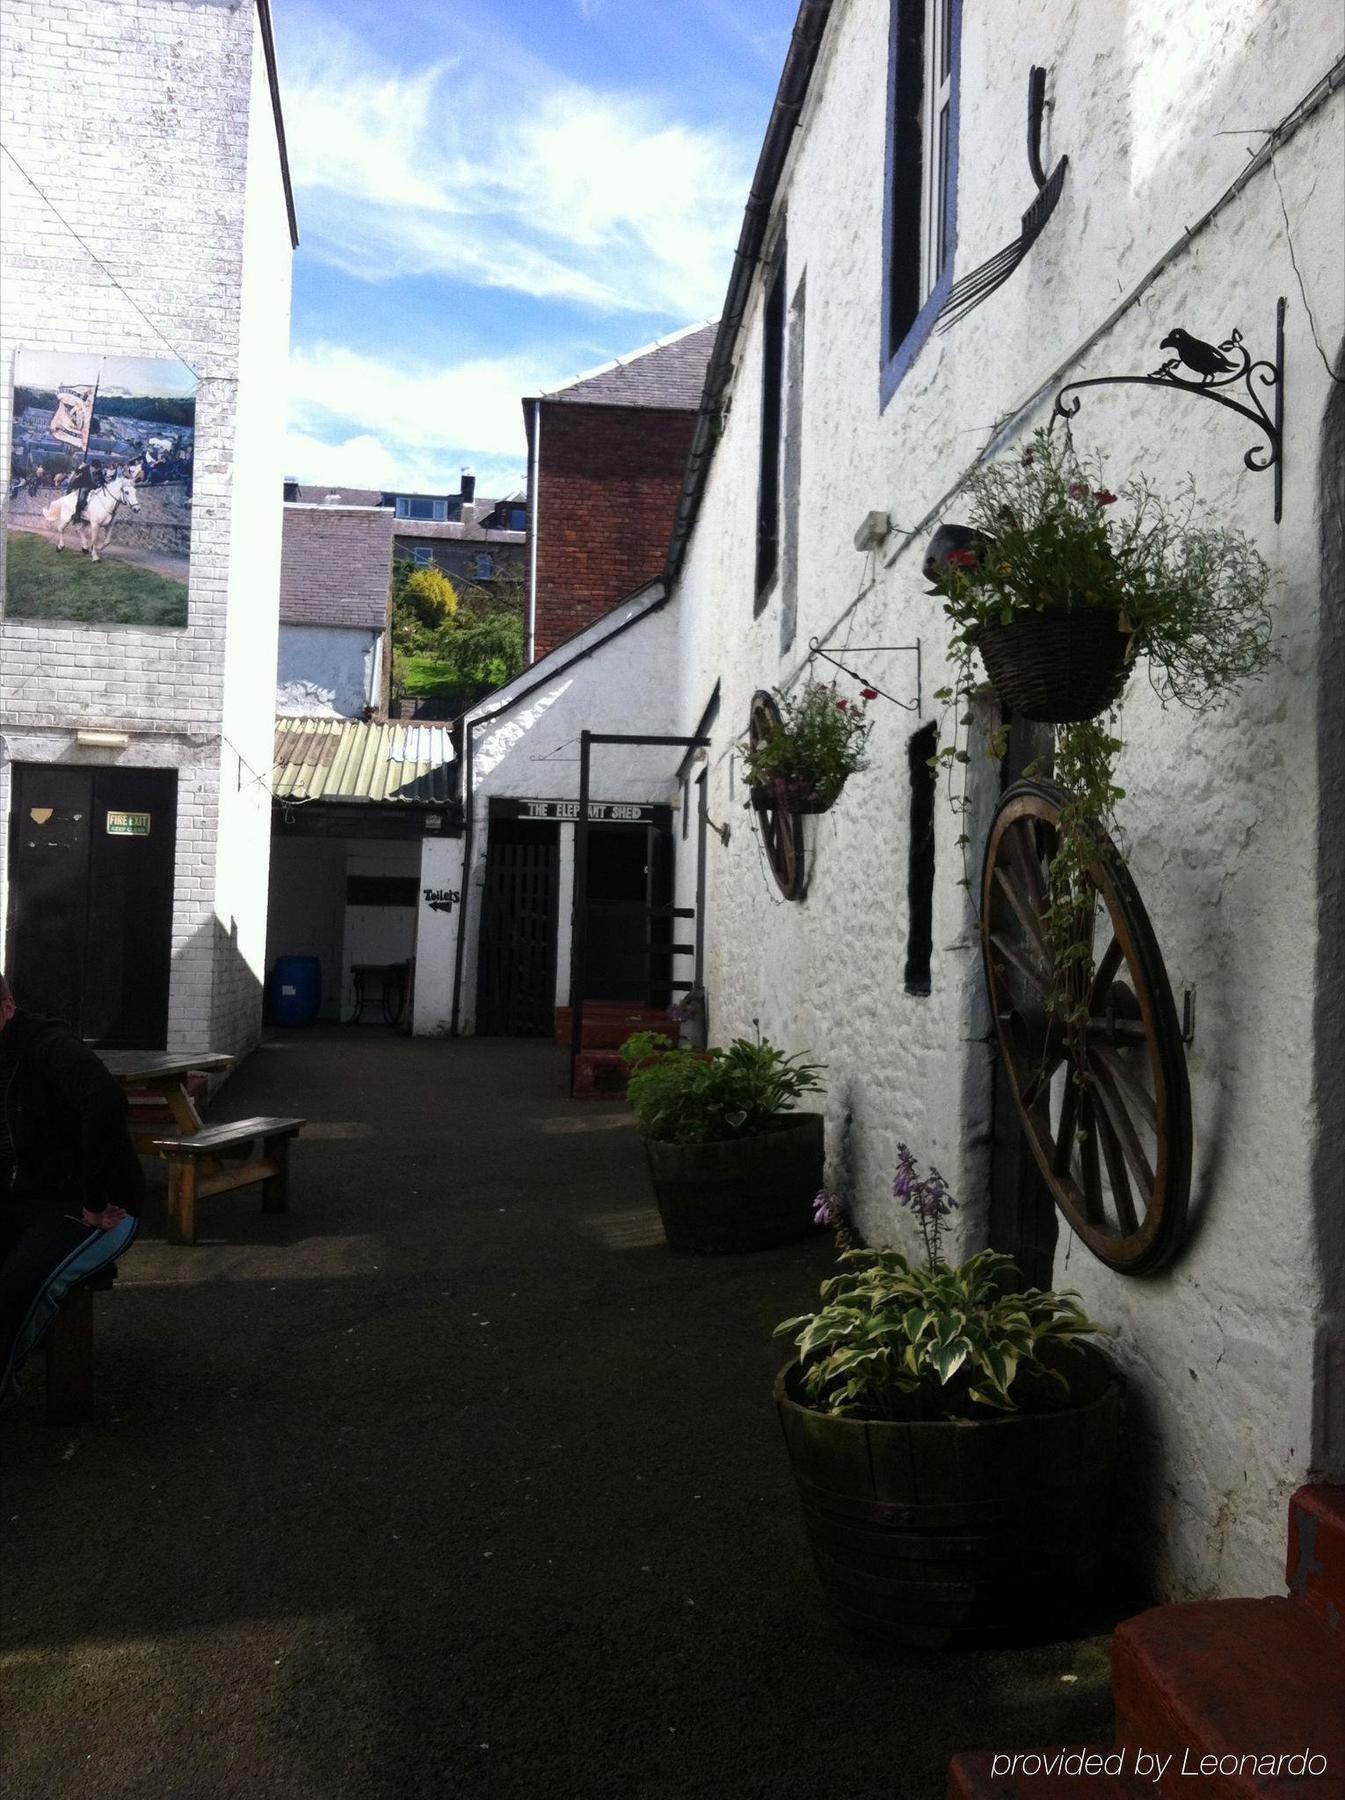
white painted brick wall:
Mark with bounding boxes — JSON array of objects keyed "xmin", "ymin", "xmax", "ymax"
[
  {"xmin": 670, "ymin": 0, "xmax": 1344, "ymax": 1600},
  {"xmin": 0, "ymin": 0, "xmax": 292, "ymax": 1057}
]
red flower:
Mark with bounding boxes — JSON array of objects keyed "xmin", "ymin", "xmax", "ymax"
[
  {"xmin": 835, "ymin": 698, "xmax": 848, "ymax": 711},
  {"xmin": 860, "ymin": 686, "xmax": 879, "ymax": 700},
  {"xmin": 947, "ymin": 548, "xmax": 978, "ymax": 568},
  {"xmin": 1094, "ymin": 489, "xmax": 1118, "ymax": 505},
  {"xmin": 1069, "ymin": 482, "xmax": 1090, "ymax": 499}
]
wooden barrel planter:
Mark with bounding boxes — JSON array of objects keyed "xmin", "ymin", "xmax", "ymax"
[
  {"xmin": 774, "ymin": 1344, "xmax": 1121, "ymax": 1647},
  {"xmin": 972, "ymin": 609, "xmax": 1132, "ymax": 722},
  {"xmin": 643, "ymin": 1112, "xmax": 824, "ymax": 1253}
]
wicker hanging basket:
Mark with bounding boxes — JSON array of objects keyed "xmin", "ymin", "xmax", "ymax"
[
  {"xmin": 972, "ymin": 608, "xmax": 1133, "ymax": 723},
  {"xmin": 766, "ymin": 774, "xmax": 846, "ymax": 814}
]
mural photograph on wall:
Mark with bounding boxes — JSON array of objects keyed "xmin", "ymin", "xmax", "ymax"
[{"xmin": 5, "ymin": 350, "xmax": 194, "ymax": 627}]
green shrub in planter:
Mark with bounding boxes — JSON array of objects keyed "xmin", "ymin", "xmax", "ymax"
[{"xmin": 621, "ymin": 1034, "xmax": 825, "ymax": 1253}]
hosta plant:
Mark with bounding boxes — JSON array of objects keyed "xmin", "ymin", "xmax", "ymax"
[
  {"xmin": 775, "ymin": 1248, "xmax": 1102, "ymax": 1421},
  {"xmin": 777, "ymin": 1145, "xmax": 1102, "ymax": 1421}
]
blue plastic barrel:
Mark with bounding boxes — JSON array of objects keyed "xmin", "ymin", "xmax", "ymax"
[{"xmin": 271, "ymin": 955, "xmax": 321, "ymax": 1026}]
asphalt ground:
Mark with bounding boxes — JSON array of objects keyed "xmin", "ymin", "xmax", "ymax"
[{"xmin": 1, "ymin": 1030, "xmax": 1114, "ymax": 1800}]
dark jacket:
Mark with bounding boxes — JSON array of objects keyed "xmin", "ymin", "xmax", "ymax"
[{"xmin": 0, "ymin": 1010, "xmax": 144, "ymax": 1219}]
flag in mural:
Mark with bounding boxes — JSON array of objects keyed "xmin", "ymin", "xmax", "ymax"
[
  {"xmin": 48, "ymin": 383, "xmax": 97, "ymax": 452},
  {"xmin": 5, "ymin": 350, "xmax": 194, "ymax": 628}
]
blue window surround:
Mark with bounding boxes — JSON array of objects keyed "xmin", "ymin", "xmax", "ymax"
[{"xmin": 879, "ymin": 0, "xmax": 962, "ymax": 411}]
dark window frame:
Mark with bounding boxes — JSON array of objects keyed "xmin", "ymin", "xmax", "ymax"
[
  {"xmin": 880, "ymin": 0, "xmax": 962, "ymax": 410},
  {"xmin": 904, "ymin": 723, "xmax": 938, "ymax": 994},
  {"xmin": 754, "ymin": 238, "xmax": 788, "ymax": 609}
]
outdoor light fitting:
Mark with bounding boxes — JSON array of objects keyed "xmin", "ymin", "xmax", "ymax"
[
  {"xmin": 76, "ymin": 730, "xmax": 130, "ymax": 748},
  {"xmin": 853, "ymin": 510, "xmax": 892, "ymax": 552}
]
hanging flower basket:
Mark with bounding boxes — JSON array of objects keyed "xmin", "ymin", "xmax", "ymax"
[
  {"xmin": 971, "ymin": 607, "xmax": 1133, "ymax": 723},
  {"xmin": 767, "ymin": 770, "xmax": 842, "ymax": 813}
]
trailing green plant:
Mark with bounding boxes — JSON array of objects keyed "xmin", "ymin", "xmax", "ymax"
[
  {"xmin": 930, "ymin": 427, "xmax": 1274, "ymax": 1020},
  {"xmin": 620, "ymin": 1032, "xmax": 823, "ymax": 1144},
  {"xmin": 739, "ymin": 680, "xmax": 873, "ymax": 797},
  {"xmin": 775, "ymin": 1247, "xmax": 1103, "ymax": 1420}
]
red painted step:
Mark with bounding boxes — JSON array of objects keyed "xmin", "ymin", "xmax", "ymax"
[
  {"xmin": 947, "ymin": 1747, "xmax": 1130, "ymax": 1798},
  {"xmin": 1112, "ymin": 1597, "xmax": 1345, "ymax": 1799},
  {"xmin": 1288, "ymin": 1485, "xmax": 1345, "ymax": 1642}
]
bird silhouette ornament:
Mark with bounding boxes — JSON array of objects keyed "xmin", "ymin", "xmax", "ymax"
[{"xmin": 1157, "ymin": 329, "xmax": 1240, "ymax": 384}]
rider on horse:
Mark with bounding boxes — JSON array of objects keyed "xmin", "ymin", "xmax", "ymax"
[{"xmin": 67, "ymin": 459, "xmax": 105, "ymax": 524}]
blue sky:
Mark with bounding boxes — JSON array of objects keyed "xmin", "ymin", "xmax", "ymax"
[{"xmin": 272, "ymin": 0, "xmax": 795, "ymax": 496}]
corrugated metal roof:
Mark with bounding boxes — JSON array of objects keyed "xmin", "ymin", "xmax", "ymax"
[{"xmin": 272, "ymin": 717, "xmax": 456, "ymax": 806}]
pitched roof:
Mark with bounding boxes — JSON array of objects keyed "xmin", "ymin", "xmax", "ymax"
[
  {"xmin": 279, "ymin": 506, "xmax": 395, "ymax": 630},
  {"xmin": 539, "ymin": 322, "xmax": 718, "ymax": 410},
  {"xmin": 272, "ymin": 717, "xmax": 455, "ymax": 806},
  {"xmin": 285, "ymin": 484, "xmax": 387, "ymax": 507}
]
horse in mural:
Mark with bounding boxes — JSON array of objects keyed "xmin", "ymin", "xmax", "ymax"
[{"xmin": 42, "ymin": 474, "xmax": 141, "ymax": 561}]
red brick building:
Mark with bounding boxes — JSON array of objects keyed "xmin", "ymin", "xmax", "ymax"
[{"xmin": 523, "ymin": 323, "xmax": 716, "ymax": 662}]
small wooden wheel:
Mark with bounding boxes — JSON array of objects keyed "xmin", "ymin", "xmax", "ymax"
[
  {"xmin": 748, "ymin": 691, "xmax": 804, "ymax": 900},
  {"xmin": 980, "ymin": 779, "xmax": 1191, "ymax": 1274}
]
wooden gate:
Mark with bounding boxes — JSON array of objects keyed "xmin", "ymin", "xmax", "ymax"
[{"xmin": 475, "ymin": 820, "xmax": 560, "ymax": 1036}]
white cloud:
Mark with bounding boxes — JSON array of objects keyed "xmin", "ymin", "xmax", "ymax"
[
  {"xmin": 280, "ymin": 28, "xmax": 751, "ymax": 318},
  {"xmin": 281, "ymin": 341, "xmax": 584, "ymax": 492}
]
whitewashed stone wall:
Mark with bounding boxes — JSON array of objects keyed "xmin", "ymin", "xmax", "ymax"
[
  {"xmin": 424, "ymin": 591, "xmax": 683, "ymax": 1036},
  {"xmin": 671, "ymin": 0, "xmax": 1344, "ymax": 1600},
  {"xmin": 0, "ymin": 0, "xmax": 293, "ymax": 1057}
]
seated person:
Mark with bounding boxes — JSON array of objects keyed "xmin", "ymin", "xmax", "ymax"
[{"xmin": 0, "ymin": 972, "xmax": 143, "ymax": 1407}]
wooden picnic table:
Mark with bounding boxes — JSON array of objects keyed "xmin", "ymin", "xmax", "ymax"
[{"xmin": 98, "ymin": 1050, "xmax": 233, "ymax": 1154}]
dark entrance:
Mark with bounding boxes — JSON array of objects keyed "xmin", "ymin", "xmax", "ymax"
[
  {"xmin": 7, "ymin": 764, "xmax": 178, "ymax": 1048},
  {"xmin": 475, "ymin": 818, "xmax": 560, "ymax": 1037},
  {"xmin": 584, "ymin": 823, "xmax": 674, "ymax": 1004}
]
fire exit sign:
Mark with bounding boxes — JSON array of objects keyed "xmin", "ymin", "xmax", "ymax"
[{"xmin": 106, "ymin": 811, "xmax": 151, "ymax": 837}]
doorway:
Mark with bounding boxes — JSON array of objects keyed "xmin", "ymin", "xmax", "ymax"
[
  {"xmin": 475, "ymin": 818, "xmax": 560, "ymax": 1036},
  {"xmin": 7, "ymin": 764, "xmax": 178, "ymax": 1047},
  {"xmin": 583, "ymin": 824, "xmax": 673, "ymax": 1004}
]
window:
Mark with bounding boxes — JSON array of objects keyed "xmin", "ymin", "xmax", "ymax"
[
  {"xmin": 509, "ymin": 507, "xmax": 526, "ymax": 530},
  {"xmin": 475, "ymin": 552, "xmax": 494, "ymax": 579},
  {"xmin": 395, "ymin": 496, "xmax": 447, "ymax": 521},
  {"xmin": 882, "ymin": 0, "xmax": 959, "ymax": 405},
  {"xmin": 779, "ymin": 273, "xmax": 806, "ymax": 654},
  {"xmin": 755, "ymin": 242, "xmax": 787, "ymax": 607},
  {"xmin": 904, "ymin": 724, "xmax": 938, "ymax": 993},
  {"xmin": 412, "ymin": 546, "xmax": 433, "ymax": 567}
]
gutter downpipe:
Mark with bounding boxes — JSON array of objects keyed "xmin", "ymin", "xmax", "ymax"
[
  {"xmin": 526, "ymin": 397, "xmax": 541, "ymax": 665},
  {"xmin": 663, "ymin": 0, "xmax": 832, "ymax": 592},
  {"xmin": 449, "ymin": 714, "xmax": 476, "ymax": 1037}
]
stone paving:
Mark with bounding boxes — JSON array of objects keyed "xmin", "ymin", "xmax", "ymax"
[{"xmin": 1, "ymin": 1031, "xmax": 1114, "ymax": 1800}]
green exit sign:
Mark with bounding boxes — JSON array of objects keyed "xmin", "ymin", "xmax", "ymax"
[{"xmin": 106, "ymin": 811, "xmax": 151, "ymax": 837}]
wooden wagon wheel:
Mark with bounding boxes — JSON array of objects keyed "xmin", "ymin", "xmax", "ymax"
[
  {"xmin": 748, "ymin": 690, "xmax": 804, "ymax": 901},
  {"xmin": 980, "ymin": 778, "xmax": 1191, "ymax": 1274}
]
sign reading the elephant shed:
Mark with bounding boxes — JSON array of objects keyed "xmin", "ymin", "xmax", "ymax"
[{"xmin": 498, "ymin": 799, "xmax": 660, "ymax": 824}]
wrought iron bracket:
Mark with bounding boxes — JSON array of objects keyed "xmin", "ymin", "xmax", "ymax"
[
  {"xmin": 807, "ymin": 638, "xmax": 922, "ymax": 714},
  {"xmin": 1054, "ymin": 298, "xmax": 1285, "ymax": 521}
]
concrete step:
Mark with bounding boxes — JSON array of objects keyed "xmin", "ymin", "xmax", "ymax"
[
  {"xmin": 1287, "ymin": 1484, "xmax": 1345, "ymax": 1643},
  {"xmin": 947, "ymin": 1747, "xmax": 1130, "ymax": 1798},
  {"xmin": 1112, "ymin": 1597, "xmax": 1345, "ymax": 1799}
]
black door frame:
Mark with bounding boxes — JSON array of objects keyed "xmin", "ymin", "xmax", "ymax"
[{"xmin": 569, "ymin": 730, "xmax": 710, "ymax": 1091}]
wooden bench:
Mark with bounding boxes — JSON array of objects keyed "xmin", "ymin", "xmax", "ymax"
[
  {"xmin": 43, "ymin": 1264, "xmax": 118, "ymax": 1425},
  {"xmin": 154, "ymin": 1116, "xmax": 305, "ymax": 1246}
]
